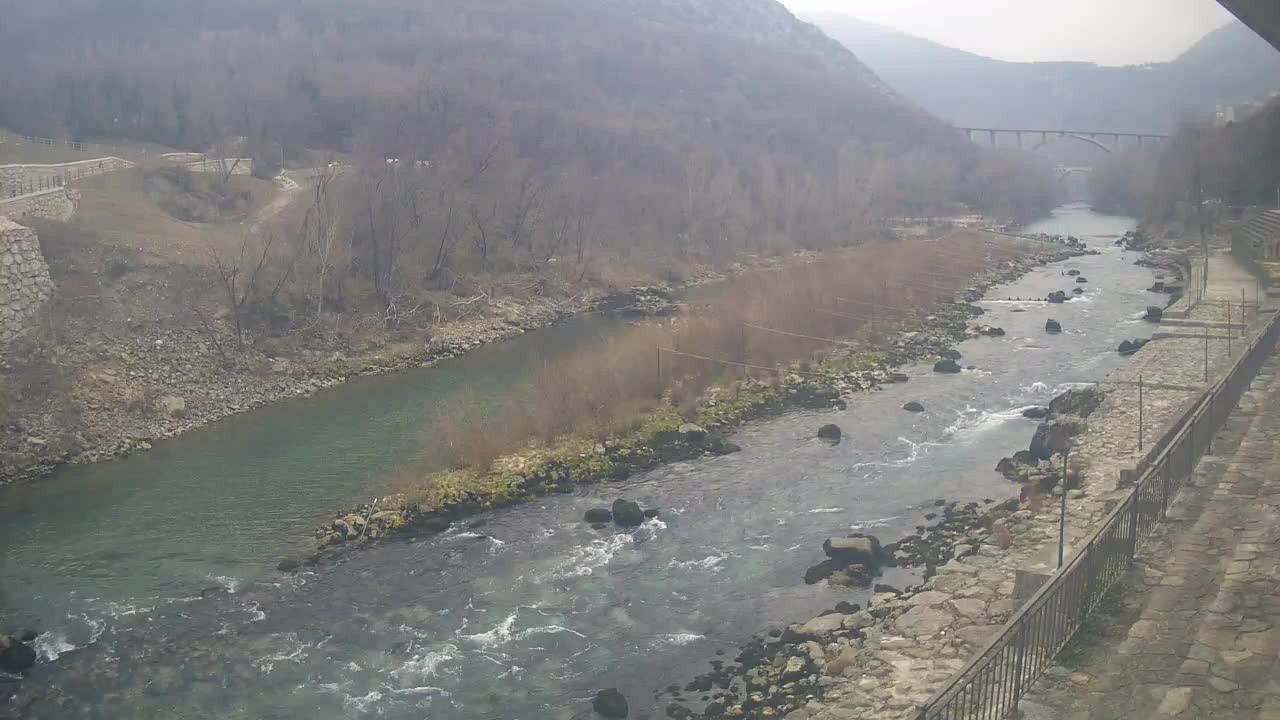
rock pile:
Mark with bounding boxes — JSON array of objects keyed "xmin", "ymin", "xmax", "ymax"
[
  {"xmin": 597, "ymin": 286, "xmax": 680, "ymax": 318},
  {"xmin": 995, "ymin": 387, "xmax": 1104, "ymax": 486}
]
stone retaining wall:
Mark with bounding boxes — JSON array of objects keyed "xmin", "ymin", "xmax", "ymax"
[
  {"xmin": 0, "ymin": 217, "xmax": 53, "ymax": 345},
  {"xmin": 0, "ymin": 187, "xmax": 75, "ymax": 222},
  {"xmin": 0, "ymin": 157, "xmax": 132, "ymax": 198}
]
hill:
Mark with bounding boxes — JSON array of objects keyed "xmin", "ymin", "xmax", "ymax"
[{"xmin": 805, "ymin": 14, "xmax": 1280, "ymax": 135}]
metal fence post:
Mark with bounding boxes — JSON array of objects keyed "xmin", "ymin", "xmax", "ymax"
[
  {"xmin": 1204, "ymin": 325, "xmax": 1210, "ymax": 383},
  {"xmin": 1127, "ymin": 499, "xmax": 1139, "ymax": 564},
  {"xmin": 655, "ymin": 347, "xmax": 662, "ymax": 399},
  {"xmin": 1011, "ymin": 623, "xmax": 1028, "ymax": 712},
  {"xmin": 1058, "ymin": 450, "xmax": 1069, "ymax": 569}
]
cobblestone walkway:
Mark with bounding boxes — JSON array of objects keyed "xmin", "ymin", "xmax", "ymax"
[{"xmin": 1022, "ymin": 354, "xmax": 1280, "ymax": 719}]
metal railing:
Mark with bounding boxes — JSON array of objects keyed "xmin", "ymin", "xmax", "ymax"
[
  {"xmin": 1, "ymin": 158, "xmax": 133, "ymax": 200},
  {"xmin": 918, "ymin": 306, "xmax": 1280, "ymax": 720}
]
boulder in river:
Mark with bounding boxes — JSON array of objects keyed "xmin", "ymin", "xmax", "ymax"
[
  {"xmin": 1029, "ymin": 417, "xmax": 1085, "ymax": 461},
  {"xmin": 1047, "ymin": 291, "xmax": 1067, "ymax": 304},
  {"xmin": 1076, "ymin": 276, "xmax": 1089, "ymax": 284},
  {"xmin": 1022, "ymin": 406, "xmax": 1050, "ymax": 420},
  {"xmin": 1067, "ymin": 269, "xmax": 1081, "ymax": 276},
  {"xmin": 584, "ymin": 508, "xmax": 613, "ymax": 524},
  {"xmin": 277, "ymin": 558, "xmax": 302, "ymax": 574},
  {"xmin": 939, "ymin": 348, "xmax": 962, "ymax": 361},
  {"xmin": 933, "ymin": 359, "xmax": 962, "ymax": 374},
  {"xmin": 1045, "ymin": 319, "xmax": 1062, "ymax": 334},
  {"xmin": 1073, "ymin": 287, "xmax": 1085, "ymax": 295},
  {"xmin": 822, "ymin": 535, "xmax": 884, "ymax": 567},
  {"xmin": 817, "ymin": 424, "xmax": 842, "ymax": 441},
  {"xmin": 1118, "ymin": 339, "xmax": 1149, "ymax": 356},
  {"xmin": 592, "ymin": 688, "xmax": 629, "ymax": 718},
  {"xmin": 611, "ymin": 499, "xmax": 645, "ymax": 527},
  {"xmin": 995, "ymin": 456, "xmax": 1020, "ymax": 479},
  {"xmin": 1048, "ymin": 387, "xmax": 1105, "ymax": 417},
  {"xmin": 1144, "ymin": 306, "xmax": 1163, "ymax": 322},
  {"xmin": 0, "ymin": 634, "xmax": 37, "ymax": 674},
  {"xmin": 903, "ymin": 401, "xmax": 925, "ymax": 413},
  {"xmin": 643, "ymin": 508, "xmax": 660, "ymax": 519},
  {"xmin": 17, "ymin": 630, "xmax": 38, "ymax": 643},
  {"xmin": 977, "ymin": 325, "xmax": 1006, "ymax": 337}
]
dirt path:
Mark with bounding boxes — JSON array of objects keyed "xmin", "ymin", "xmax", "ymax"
[
  {"xmin": 247, "ymin": 172, "xmax": 304, "ymax": 234},
  {"xmin": 1022, "ymin": 354, "xmax": 1280, "ymax": 719}
]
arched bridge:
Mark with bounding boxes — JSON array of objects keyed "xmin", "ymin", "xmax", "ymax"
[
  {"xmin": 1054, "ymin": 166, "xmax": 1093, "ymax": 182},
  {"xmin": 958, "ymin": 128, "xmax": 1170, "ymax": 153}
]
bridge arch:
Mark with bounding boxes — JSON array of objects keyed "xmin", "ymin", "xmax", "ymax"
[
  {"xmin": 1032, "ymin": 134, "xmax": 1113, "ymax": 154},
  {"xmin": 1055, "ymin": 166, "xmax": 1093, "ymax": 183}
]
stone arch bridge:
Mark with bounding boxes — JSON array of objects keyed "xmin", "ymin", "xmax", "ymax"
[{"xmin": 958, "ymin": 127, "xmax": 1170, "ymax": 153}]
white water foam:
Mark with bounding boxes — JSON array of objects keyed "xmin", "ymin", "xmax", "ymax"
[
  {"xmin": 668, "ymin": 554, "xmax": 727, "ymax": 573},
  {"xmin": 552, "ymin": 533, "xmax": 635, "ymax": 578},
  {"xmin": 342, "ymin": 690, "xmax": 384, "ymax": 713},
  {"xmin": 850, "ymin": 515, "xmax": 901, "ymax": 531},
  {"xmin": 806, "ymin": 507, "xmax": 844, "ymax": 514},
  {"xmin": 451, "ymin": 532, "xmax": 508, "ymax": 554},
  {"xmin": 389, "ymin": 685, "xmax": 451, "ymax": 697},
  {"xmin": 33, "ymin": 632, "xmax": 78, "ymax": 662},
  {"xmin": 252, "ymin": 633, "xmax": 310, "ymax": 674},
  {"xmin": 516, "ymin": 625, "xmax": 587, "ymax": 641},
  {"xmin": 655, "ymin": 633, "xmax": 705, "ymax": 646},
  {"xmin": 460, "ymin": 612, "xmax": 518, "ymax": 648},
  {"xmin": 945, "ymin": 406, "xmax": 1039, "ymax": 438},
  {"xmin": 206, "ymin": 575, "xmax": 243, "ymax": 594},
  {"xmin": 242, "ymin": 601, "xmax": 267, "ymax": 623},
  {"xmin": 393, "ymin": 644, "xmax": 459, "ymax": 679}
]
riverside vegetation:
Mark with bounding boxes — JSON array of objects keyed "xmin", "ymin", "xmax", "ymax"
[
  {"xmin": 308, "ymin": 230, "xmax": 1090, "ymax": 558},
  {"xmin": 0, "ymin": 0, "xmax": 1062, "ymax": 488}
]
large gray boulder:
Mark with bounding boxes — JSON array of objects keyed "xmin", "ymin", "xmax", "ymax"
[
  {"xmin": 1029, "ymin": 417, "xmax": 1085, "ymax": 461},
  {"xmin": 933, "ymin": 359, "xmax": 962, "ymax": 373},
  {"xmin": 592, "ymin": 688, "xmax": 629, "ymax": 718},
  {"xmin": 822, "ymin": 536, "xmax": 883, "ymax": 567},
  {"xmin": 1048, "ymin": 387, "xmax": 1105, "ymax": 418},
  {"xmin": 0, "ymin": 634, "xmax": 36, "ymax": 674},
  {"xmin": 611, "ymin": 499, "xmax": 645, "ymax": 527}
]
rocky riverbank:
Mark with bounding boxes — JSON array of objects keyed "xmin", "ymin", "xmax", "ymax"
[
  {"xmin": 653, "ymin": 248, "xmax": 1242, "ymax": 720},
  {"xmin": 0, "ymin": 251, "xmax": 827, "ymax": 488},
  {"xmin": 304, "ymin": 240, "xmax": 1091, "ymax": 565}
]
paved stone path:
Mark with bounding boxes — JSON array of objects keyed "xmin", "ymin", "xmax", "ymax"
[{"xmin": 1022, "ymin": 353, "xmax": 1280, "ymax": 720}]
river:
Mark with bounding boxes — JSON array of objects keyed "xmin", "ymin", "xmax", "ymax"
[{"xmin": 1, "ymin": 206, "xmax": 1156, "ymax": 719}]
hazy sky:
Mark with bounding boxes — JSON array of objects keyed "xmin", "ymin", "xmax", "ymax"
[{"xmin": 780, "ymin": 0, "xmax": 1237, "ymax": 65}]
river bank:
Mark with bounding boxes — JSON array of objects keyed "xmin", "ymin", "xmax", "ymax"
[
  {"xmin": 663, "ymin": 251, "xmax": 1257, "ymax": 720},
  {"xmin": 307, "ymin": 240, "xmax": 1088, "ymax": 561},
  {"xmin": 0, "ymin": 250, "xmax": 830, "ymax": 488},
  {"xmin": 1, "ymin": 206, "xmax": 1171, "ymax": 720}
]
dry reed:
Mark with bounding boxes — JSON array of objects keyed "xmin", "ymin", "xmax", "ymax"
[{"xmin": 437, "ymin": 230, "xmax": 1031, "ymax": 470}]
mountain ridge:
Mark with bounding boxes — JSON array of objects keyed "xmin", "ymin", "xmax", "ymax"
[{"xmin": 805, "ymin": 13, "xmax": 1280, "ymax": 134}]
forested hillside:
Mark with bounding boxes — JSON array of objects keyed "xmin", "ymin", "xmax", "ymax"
[
  {"xmin": 807, "ymin": 14, "xmax": 1280, "ymax": 134},
  {"xmin": 1089, "ymin": 97, "xmax": 1280, "ymax": 222},
  {"xmin": 0, "ymin": 0, "xmax": 1055, "ymax": 273}
]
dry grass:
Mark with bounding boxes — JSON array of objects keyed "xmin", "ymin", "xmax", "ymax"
[
  {"xmin": 435, "ymin": 230, "xmax": 1031, "ymax": 470},
  {"xmin": 68, "ymin": 170, "xmax": 277, "ymax": 259}
]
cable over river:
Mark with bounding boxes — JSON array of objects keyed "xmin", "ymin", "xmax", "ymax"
[{"xmin": 2, "ymin": 206, "xmax": 1160, "ymax": 719}]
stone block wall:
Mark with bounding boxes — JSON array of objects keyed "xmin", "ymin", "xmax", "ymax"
[
  {"xmin": 0, "ymin": 187, "xmax": 75, "ymax": 222},
  {"xmin": 0, "ymin": 157, "xmax": 133, "ymax": 198},
  {"xmin": 0, "ymin": 217, "xmax": 53, "ymax": 345}
]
